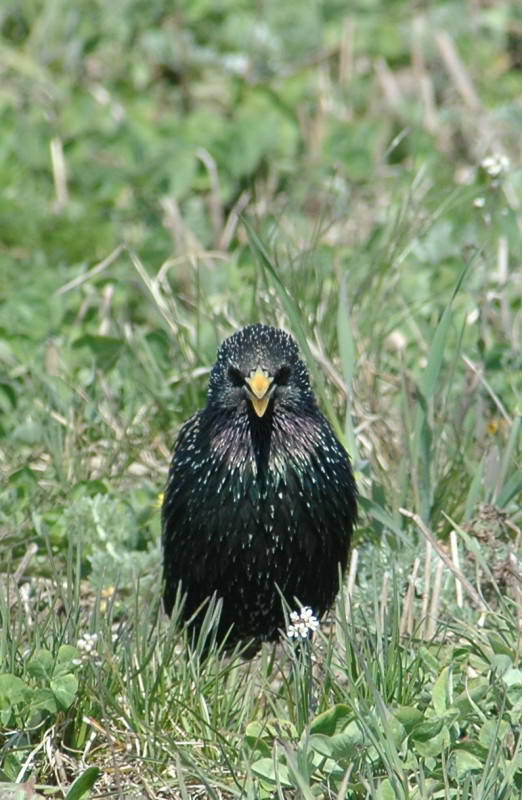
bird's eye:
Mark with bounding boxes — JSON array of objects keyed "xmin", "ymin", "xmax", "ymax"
[
  {"xmin": 275, "ymin": 366, "xmax": 291, "ymax": 386},
  {"xmin": 228, "ymin": 366, "xmax": 244, "ymax": 387}
]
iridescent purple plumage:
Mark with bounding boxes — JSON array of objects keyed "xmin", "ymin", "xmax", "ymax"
[{"xmin": 162, "ymin": 324, "xmax": 357, "ymax": 649}]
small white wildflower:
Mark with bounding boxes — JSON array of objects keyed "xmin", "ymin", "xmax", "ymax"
[
  {"xmin": 77, "ymin": 633, "xmax": 98, "ymax": 652},
  {"xmin": 386, "ymin": 330, "xmax": 407, "ymax": 352},
  {"xmin": 481, "ymin": 154, "xmax": 510, "ymax": 178},
  {"xmin": 286, "ymin": 606, "xmax": 320, "ymax": 640},
  {"xmin": 74, "ymin": 633, "xmax": 101, "ymax": 666},
  {"xmin": 252, "ymin": 22, "xmax": 278, "ymax": 49},
  {"xmin": 222, "ymin": 53, "xmax": 250, "ymax": 76},
  {"xmin": 454, "ymin": 165, "xmax": 476, "ymax": 185},
  {"xmin": 473, "ymin": 196, "xmax": 485, "ymax": 208}
]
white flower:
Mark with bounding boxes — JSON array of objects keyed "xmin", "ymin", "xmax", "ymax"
[
  {"xmin": 481, "ymin": 154, "xmax": 510, "ymax": 178},
  {"xmin": 473, "ymin": 196, "xmax": 485, "ymax": 208},
  {"xmin": 286, "ymin": 606, "xmax": 320, "ymax": 639},
  {"xmin": 222, "ymin": 53, "xmax": 250, "ymax": 76},
  {"xmin": 73, "ymin": 633, "xmax": 101, "ymax": 666},
  {"xmin": 77, "ymin": 633, "xmax": 98, "ymax": 652}
]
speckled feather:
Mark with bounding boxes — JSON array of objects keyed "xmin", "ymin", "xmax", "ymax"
[{"xmin": 162, "ymin": 324, "xmax": 357, "ymax": 647}]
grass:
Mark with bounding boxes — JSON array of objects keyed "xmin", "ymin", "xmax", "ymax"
[{"xmin": 1, "ymin": 0, "xmax": 521, "ymax": 797}]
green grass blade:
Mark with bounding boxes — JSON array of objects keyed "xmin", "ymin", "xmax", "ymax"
[
  {"xmin": 412, "ymin": 263, "xmax": 470, "ymax": 518},
  {"xmin": 64, "ymin": 767, "xmax": 100, "ymax": 800},
  {"xmin": 464, "ymin": 454, "xmax": 485, "ymax": 519},
  {"xmin": 244, "ymin": 218, "xmax": 344, "ymax": 440},
  {"xmin": 421, "ymin": 263, "xmax": 469, "ymax": 402},
  {"xmin": 496, "ymin": 468, "xmax": 522, "ymax": 509},
  {"xmin": 494, "ymin": 415, "xmax": 521, "ymax": 503},
  {"xmin": 337, "ymin": 275, "xmax": 359, "ymax": 462}
]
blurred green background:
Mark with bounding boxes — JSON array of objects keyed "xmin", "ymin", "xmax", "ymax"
[{"xmin": 1, "ymin": 0, "xmax": 521, "ymax": 796}]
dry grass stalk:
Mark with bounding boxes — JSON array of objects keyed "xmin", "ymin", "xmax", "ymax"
[
  {"xmin": 411, "ymin": 17, "xmax": 439, "ymax": 135},
  {"xmin": 2, "ymin": 543, "xmax": 38, "ymax": 609},
  {"xmin": 218, "ymin": 190, "xmax": 251, "ymax": 251},
  {"xmin": 450, "ymin": 529, "xmax": 463, "ymax": 608},
  {"xmin": 50, "ymin": 136, "xmax": 69, "ymax": 213},
  {"xmin": 379, "ymin": 570, "xmax": 389, "ymax": 632},
  {"xmin": 421, "ymin": 539, "xmax": 433, "ymax": 639},
  {"xmin": 462, "ymin": 354, "xmax": 512, "ymax": 424},
  {"xmin": 160, "ymin": 195, "xmax": 206, "ymax": 263},
  {"xmin": 375, "ymin": 58, "xmax": 403, "ymax": 110},
  {"xmin": 400, "ymin": 507, "xmax": 489, "ymax": 613},
  {"xmin": 56, "ymin": 244, "xmax": 125, "ymax": 296},
  {"xmin": 399, "ymin": 557, "xmax": 420, "ymax": 637},
  {"xmin": 196, "ymin": 148, "xmax": 224, "ymax": 244},
  {"xmin": 435, "ymin": 31, "xmax": 481, "ymax": 111},
  {"xmin": 426, "ymin": 558, "xmax": 445, "ymax": 639},
  {"xmin": 127, "ymin": 248, "xmax": 179, "ymax": 337},
  {"xmin": 339, "ymin": 17, "xmax": 355, "ymax": 88},
  {"xmin": 346, "ymin": 546, "xmax": 359, "ymax": 616}
]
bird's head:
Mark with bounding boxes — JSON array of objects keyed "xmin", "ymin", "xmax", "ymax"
[{"xmin": 207, "ymin": 324, "xmax": 314, "ymax": 419}]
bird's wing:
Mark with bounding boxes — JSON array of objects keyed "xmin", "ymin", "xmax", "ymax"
[{"xmin": 161, "ymin": 412, "xmax": 201, "ymax": 527}]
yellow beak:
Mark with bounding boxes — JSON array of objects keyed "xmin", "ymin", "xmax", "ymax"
[{"xmin": 246, "ymin": 368, "xmax": 274, "ymax": 417}]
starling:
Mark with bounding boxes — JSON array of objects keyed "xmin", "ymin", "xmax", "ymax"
[{"xmin": 162, "ymin": 324, "xmax": 357, "ymax": 649}]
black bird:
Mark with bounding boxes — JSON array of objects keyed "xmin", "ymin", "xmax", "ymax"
[{"xmin": 162, "ymin": 324, "xmax": 357, "ymax": 649}]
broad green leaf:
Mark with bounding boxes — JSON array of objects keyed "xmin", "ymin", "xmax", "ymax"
[
  {"xmin": 376, "ymin": 778, "xmax": 397, "ymax": 800},
  {"xmin": 412, "ymin": 725, "xmax": 450, "ymax": 757},
  {"xmin": 0, "ymin": 674, "xmax": 29, "ymax": 706},
  {"xmin": 453, "ymin": 681, "xmax": 489, "ymax": 714},
  {"xmin": 11, "ymin": 421, "xmax": 43, "ymax": 445},
  {"xmin": 432, "ymin": 666, "xmax": 451, "ymax": 715},
  {"xmin": 7, "ymin": 466, "xmax": 38, "ymax": 490},
  {"xmin": 51, "ymin": 674, "xmax": 78, "ymax": 709},
  {"xmin": 54, "ymin": 645, "xmax": 81, "ymax": 676},
  {"xmin": 251, "ymin": 757, "xmax": 292, "ymax": 787},
  {"xmin": 491, "ymin": 655, "xmax": 513, "ymax": 678},
  {"xmin": 418, "ymin": 646, "xmax": 442, "ymax": 673},
  {"xmin": 410, "ymin": 718, "xmax": 444, "ymax": 742},
  {"xmin": 479, "ymin": 718, "xmax": 510, "ymax": 748},
  {"xmin": 27, "ymin": 649, "xmax": 54, "ymax": 679},
  {"xmin": 502, "ymin": 668, "xmax": 522, "ymax": 688},
  {"xmin": 488, "ymin": 633, "xmax": 514, "ymax": 658},
  {"xmin": 309, "ymin": 704, "xmax": 352, "ymax": 737},
  {"xmin": 64, "ymin": 766, "xmax": 100, "ymax": 800},
  {"xmin": 309, "ymin": 723, "xmax": 363, "ymax": 761},
  {"xmin": 31, "ymin": 688, "xmax": 59, "ymax": 714},
  {"xmin": 244, "ymin": 721, "xmax": 272, "ymax": 758},
  {"xmin": 393, "ymin": 706, "xmax": 424, "ymax": 733},
  {"xmin": 455, "ymin": 749, "xmax": 483, "ymax": 777}
]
